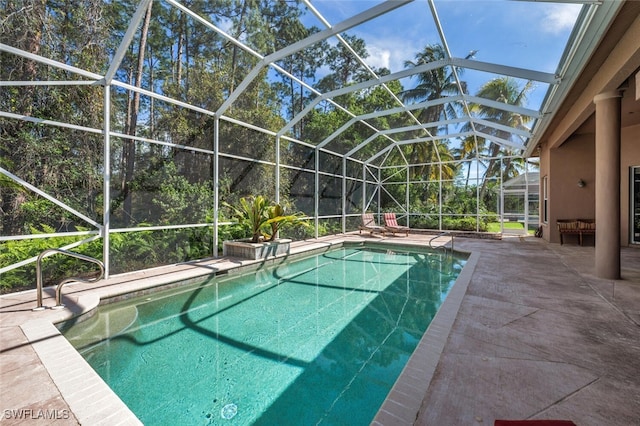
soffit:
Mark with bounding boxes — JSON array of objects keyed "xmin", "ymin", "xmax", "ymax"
[{"xmin": 529, "ymin": 1, "xmax": 640, "ymax": 152}]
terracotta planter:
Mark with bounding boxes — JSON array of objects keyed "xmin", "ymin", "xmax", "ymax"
[{"xmin": 222, "ymin": 238, "xmax": 292, "ymax": 260}]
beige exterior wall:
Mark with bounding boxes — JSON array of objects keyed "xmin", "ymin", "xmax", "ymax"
[
  {"xmin": 540, "ymin": 117, "xmax": 640, "ymax": 246},
  {"xmin": 544, "ymin": 133, "xmax": 596, "ymax": 244},
  {"xmin": 539, "ymin": 144, "xmax": 549, "ymax": 236},
  {"xmin": 534, "ymin": 5, "xmax": 640, "ymax": 252}
]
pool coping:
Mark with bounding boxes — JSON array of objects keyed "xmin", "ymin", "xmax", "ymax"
[
  {"xmin": 4, "ymin": 234, "xmax": 471, "ymax": 425},
  {"xmin": 372, "ymin": 250, "xmax": 478, "ymax": 425}
]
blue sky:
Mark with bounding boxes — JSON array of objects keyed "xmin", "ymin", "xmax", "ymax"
[
  {"xmin": 291, "ymin": 0, "xmax": 584, "ymax": 174},
  {"xmin": 301, "ymin": 0, "xmax": 582, "ymax": 110}
]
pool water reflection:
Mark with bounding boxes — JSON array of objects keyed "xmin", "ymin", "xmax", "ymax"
[{"xmin": 63, "ymin": 246, "xmax": 466, "ymax": 425}]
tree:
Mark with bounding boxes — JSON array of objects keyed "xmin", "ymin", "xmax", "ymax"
[
  {"xmin": 468, "ymin": 77, "xmax": 534, "ymax": 199},
  {"xmin": 120, "ymin": 0, "xmax": 153, "ymax": 226},
  {"xmin": 453, "ymin": 135, "xmax": 485, "ymax": 189},
  {"xmin": 1, "ymin": 0, "xmax": 47, "ymax": 235},
  {"xmin": 0, "ymin": 0, "xmax": 109, "ymax": 234},
  {"xmin": 399, "ymin": 44, "xmax": 465, "ymax": 180},
  {"xmin": 315, "ymin": 33, "xmax": 368, "ymax": 93},
  {"xmin": 273, "ymin": 25, "xmax": 327, "ymax": 139},
  {"xmin": 401, "ymin": 44, "xmax": 464, "ymax": 122}
]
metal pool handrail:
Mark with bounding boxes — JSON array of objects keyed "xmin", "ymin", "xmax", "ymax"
[
  {"xmin": 33, "ymin": 248, "xmax": 105, "ymax": 311},
  {"xmin": 429, "ymin": 231, "xmax": 454, "ymax": 253}
]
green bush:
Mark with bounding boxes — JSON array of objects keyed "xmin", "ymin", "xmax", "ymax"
[
  {"xmin": 439, "ymin": 217, "xmax": 489, "ymax": 232},
  {"xmin": 0, "ymin": 224, "xmax": 103, "ymax": 293},
  {"xmin": 0, "ymin": 224, "xmax": 219, "ymax": 293},
  {"xmin": 217, "ymin": 223, "xmax": 249, "ymax": 250},
  {"xmin": 109, "ymin": 227, "xmax": 216, "ymax": 275},
  {"xmin": 411, "ymin": 215, "xmax": 439, "ymax": 229}
]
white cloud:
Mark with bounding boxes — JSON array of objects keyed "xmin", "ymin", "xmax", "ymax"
[
  {"xmin": 540, "ymin": 4, "xmax": 581, "ymax": 35},
  {"xmin": 366, "ymin": 45, "xmax": 391, "ymax": 71},
  {"xmin": 364, "ymin": 36, "xmax": 422, "ymax": 73}
]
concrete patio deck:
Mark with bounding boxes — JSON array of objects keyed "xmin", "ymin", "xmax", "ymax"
[
  {"xmin": 412, "ymin": 237, "xmax": 640, "ymax": 426},
  {"xmin": 1, "ymin": 234, "xmax": 639, "ymax": 425}
]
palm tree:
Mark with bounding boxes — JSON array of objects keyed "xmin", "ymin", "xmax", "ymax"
[
  {"xmin": 467, "ymin": 77, "xmax": 534, "ymax": 199},
  {"xmin": 401, "ymin": 44, "xmax": 465, "ymax": 123},
  {"xmin": 453, "ymin": 135, "xmax": 486, "ymax": 189},
  {"xmin": 400, "ymin": 44, "xmax": 466, "ymax": 180}
]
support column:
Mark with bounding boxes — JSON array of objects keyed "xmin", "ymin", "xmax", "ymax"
[{"xmin": 594, "ymin": 91, "xmax": 622, "ymax": 279}]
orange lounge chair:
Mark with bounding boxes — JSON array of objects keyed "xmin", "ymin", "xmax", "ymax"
[
  {"xmin": 383, "ymin": 212, "xmax": 409, "ymax": 236},
  {"xmin": 359, "ymin": 213, "xmax": 385, "ymax": 235}
]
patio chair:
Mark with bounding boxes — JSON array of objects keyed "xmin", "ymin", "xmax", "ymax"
[
  {"xmin": 383, "ymin": 212, "xmax": 410, "ymax": 236},
  {"xmin": 359, "ymin": 213, "xmax": 385, "ymax": 235}
]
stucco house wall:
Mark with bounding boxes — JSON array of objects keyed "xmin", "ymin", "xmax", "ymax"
[
  {"xmin": 541, "ymin": 113, "xmax": 640, "ymax": 246},
  {"xmin": 546, "ymin": 133, "xmax": 596, "ymax": 244}
]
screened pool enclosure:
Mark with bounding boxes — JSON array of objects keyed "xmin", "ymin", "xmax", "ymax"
[{"xmin": 0, "ymin": 0, "xmax": 622, "ymax": 285}]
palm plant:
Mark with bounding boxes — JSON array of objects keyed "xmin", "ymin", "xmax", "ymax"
[
  {"xmin": 266, "ymin": 203, "xmax": 298, "ymax": 240},
  {"xmin": 400, "ymin": 44, "xmax": 465, "ymax": 122},
  {"xmin": 467, "ymin": 77, "xmax": 534, "ymax": 198},
  {"xmin": 400, "ymin": 44, "xmax": 466, "ymax": 179},
  {"xmin": 225, "ymin": 195, "xmax": 304, "ymax": 243},
  {"xmin": 432, "ymin": 140, "xmax": 458, "ymax": 180},
  {"xmin": 453, "ymin": 135, "xmax": 487, "ymax": 189}
]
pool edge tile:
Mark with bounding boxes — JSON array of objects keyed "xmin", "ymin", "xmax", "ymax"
[
  {"xmin": 21, "ymin": 319, "xmax": 143, "ymax": 426},
  {"xmin": 372, "ymin": 251, "xmax": 479, "ymax": 425},
  {"xmin": 3, "ymin": 236, "xmax": 468, "ymax": 425}
]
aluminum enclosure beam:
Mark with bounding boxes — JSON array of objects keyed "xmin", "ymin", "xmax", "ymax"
[{"xmin": 218, "ymin": 0, "xmax": 411, "ymax": 116}]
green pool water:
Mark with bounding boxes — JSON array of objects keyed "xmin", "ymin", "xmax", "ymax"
[{"xmin": 63, "ymin": 246, "xmax": 467, "ymax": 425}]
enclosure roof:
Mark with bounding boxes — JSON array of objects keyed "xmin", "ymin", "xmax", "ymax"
[
  {"xmin": 0, "ymin": 0, "xmax": 626, "ymax": 167},
  {"xmin": 502, "ymin": 172, "xmax": 539, "ymax": 191}
]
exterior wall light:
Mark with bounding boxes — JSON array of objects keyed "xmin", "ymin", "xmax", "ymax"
[{"xmin": 577, "ymin": 179, "xmax": 586, "ymax": 188}]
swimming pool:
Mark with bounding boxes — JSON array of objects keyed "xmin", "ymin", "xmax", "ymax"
[{"xmin": 63, "ymin": 245, "xmax": 467, "ymax": 425}]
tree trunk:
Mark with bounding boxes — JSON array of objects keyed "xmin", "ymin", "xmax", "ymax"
[
  {"xmin": 0, "ymin": 0, "xmax": 46, "ymax": 235},
  {"xmin": 176, "ymin": 13, "xmax": 184, "ymax": 85},
  {"xmin": 121, "ymin": 0, "xmax": 153, "ymax": 226},
  {"xmin": 229, "ymin": 0, "xmax": 249, "ymax": 96}
]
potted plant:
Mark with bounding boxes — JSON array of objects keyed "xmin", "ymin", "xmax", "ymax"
[{"xmin": 222, "ymin": 195, "xmax": 306, "ymax": 260}]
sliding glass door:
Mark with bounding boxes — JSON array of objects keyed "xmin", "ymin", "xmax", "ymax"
[{"xmin": 632, "ymin": 166, "xmax": 640, "ymax": 244}]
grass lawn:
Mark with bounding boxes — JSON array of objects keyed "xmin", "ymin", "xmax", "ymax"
[{"xmin": 487, "ymin": 222, "xmax": 535, "ymax": 235}]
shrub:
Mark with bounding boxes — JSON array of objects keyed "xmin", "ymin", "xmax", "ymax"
[{"xmin": 0, "ymin": 224, "xmax": 102, "ymax": 293}]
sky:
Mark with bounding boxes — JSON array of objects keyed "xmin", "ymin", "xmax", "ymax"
[
  {"xmin": 214, "ymin": 0, "xmax": 584, "ymax": 166},
  {"xmin": 300, "ymin": 0, "xmax": 583, "ymax": 110},
  {"xmin": 292, "ymin": 0, "xmax": 584, "ymax": 175}
]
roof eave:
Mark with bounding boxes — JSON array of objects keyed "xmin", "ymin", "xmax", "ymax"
[{"xmin": 524, "ymin": 0, "xmax": 625, "ymax": 158}]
